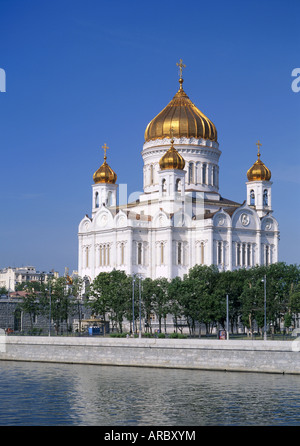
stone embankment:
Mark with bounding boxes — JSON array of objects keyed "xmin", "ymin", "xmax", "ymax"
[{"xmin": 1, "ymin": 336, "xmax": 300, "ymax": 374}]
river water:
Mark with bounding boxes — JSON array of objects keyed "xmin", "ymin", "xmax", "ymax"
[{"xmin": 0, "ymin": 360, "xmax": 299, "ymax": 426}]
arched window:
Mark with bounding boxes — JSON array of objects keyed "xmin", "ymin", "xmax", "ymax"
[
  {"xmin": 107, "ymin": 244, "xmax": 110, "ymax": 266},
  {"xmin": 202, "ymin": 163, "xmax": 207, "ymax": 184},
  {"xmin": 175, "ymin": 178, "xmax": 181, "ymax": 193},
  {"xmin": 250, "ymin": 190, "xmax": 255, "ymax": 206},
  {"xmin": 121, "ymin": 243, "xmax": 125, "ymax": 265},
  {"xmin": 188, "ymin": 163, "xmax": 194, "ymax": 183},
  {"xmin": 150, "ymin": 165, "xmax": 154, "ymax": 185},
  {"xmin": 265, "ymin": 245, "xmax": 269, "ymax": 266},
  {"xmin": 217, "ymin": 242, "xmax": 222, "ymax": 265},
  {"xmin": 162, "ymin": 179, "xmax": 167, "ymax": 196},
  {"xmin": 242, "ymin": 244, "xmax": 246, "ymax": 266},
  {"xmin": 99, "ymin": 245, "xmax": 103, "ymax": 266},
  {"xmin": 107, "ymin": 191, "xmax": 112, "ymax": 207},
  {"xmin": 137, "ymin": 242, "xmax": 142, "ymax": 265},
  {"xmin": 103, "ymin": 245, "xmax": 106, "ymax": 266},
  {"xmin": 160, "ymin": 243, "xmax": 164, "ymax": 265},
  {"xmin": 177, "ymin": 242, "xmax": 182, "ymax": 265},
  {"xmin": 95, "ymin": 192, "xmax": 99, "ymax": 208},
  {"xmin": 247, "ymin": 244, "xmax": 251, "ymax": 266},
  {"xmin": 200, "ymin": 242, "xmax": 205, "ymax": 265},
  {"xmin": 237, "ymin": 243, "xmax": 241, "ymax": 266},
  {"xmin": 86, "ymin": 247, "xmax": 89, "ymax": 268},
  {"xmin": 212, "ymin": 166, "xmax": 217, "ymax": 186},
  {"xmin": 263, "ymin": 189, "xmax": 268, "ymax": 206}
]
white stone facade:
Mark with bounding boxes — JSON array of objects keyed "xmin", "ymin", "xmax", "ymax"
[{"xmin": 78, "ymin": 136, "xmax": 279, "ymax": 282}]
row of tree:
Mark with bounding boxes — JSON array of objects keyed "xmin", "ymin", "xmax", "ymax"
[
  {"xmin": 13, "ymin": 262, "xmax": 300, "ymax": 336},
  {"xmin": 15, "ymin": 277, "xmax": 84, "ymax": 334},
  {"xmin": 88, "ymin": 262, "xmax": 300, "ymax": 336}
]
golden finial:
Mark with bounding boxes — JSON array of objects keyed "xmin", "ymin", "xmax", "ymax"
[
  {"xmin": 256, "ymin": 140, "xmax": 262, "ymax": 158},
  {"xmin": 102, "ymin": 143, "xmax": 109, "ymax": 161},
  {"xmin": 176, "ymin": 59, "xmax": 186, "ymax": 89}
]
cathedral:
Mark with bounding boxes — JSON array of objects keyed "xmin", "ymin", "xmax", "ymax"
[{"xmin": 78, "ymin": 61, "xmax": 279, "ymax": 282}]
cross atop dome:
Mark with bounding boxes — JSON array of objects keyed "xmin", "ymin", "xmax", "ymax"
[
  {"xmin": 102, "ymin": 143, "xmax": 109, "ymax": 161},
  {"xmin": 176, "ymin": 59, "xmax": 186, "ymax": 90},
  {"xmin": 256, "ymin": 140, "xmax": 262, "ymax": 158}
]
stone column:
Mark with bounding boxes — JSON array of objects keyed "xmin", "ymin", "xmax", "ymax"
[{"xmin": 227, "ymin": 228, "xmax": 232, "ymax": 270}]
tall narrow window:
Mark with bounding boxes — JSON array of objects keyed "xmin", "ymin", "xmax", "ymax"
[
  {"xmin": 217, "ymin": 242, "xmax": 222, "ymax": 265},
  {"xmin": 86, "ymin": 247, "xmax": 89, "ymax": 268},
  {"xmin": 107, "ymin": 244, "xmax": 110, "ymax": 266},
  {"xmin": 213, "ymin": 166, "xmax": 217, "ymax": 186},
  {"xmin": 237, "ymin": 243, "xmax": 241, "ymax": 266},
  {"xmin": 107, "ymin": 191, "xmax": 112, "ymax": 207},
  {"xmin": 250, "ymin": 190, "xmax": 255, "ymax": 206},
  {"xmin": 263, "ymin": 189, "xmax": 268, "ymax": 206},
  {"xmin": 121, "ymin": 243, "xmax": 125, "ymax": 265},
  {"xmin": 150, "ymin": 164, "xmax": 154, "ymax": 185},
  {"xmin": 160, "ymin": 243, "xmax": 164, "ymax": 265},
  {"xmin": 162, "ymin": 179, "xmax": 166, "ymax": 196},
  {"xmin": 99, "ymin": 246, "xmax": 103, "ymax": 266},
  {"xmin": 266, "ymin": 245, "xmax": 269, "ymax": 266},
  {"xmin": 175, "ymin": 178, "xmax": 181, "ymax": 193},
  {"xmin": 178, "ymin": 242, "xmax": 182, "ymax": 265},
  {"xmin": 137, "ymin": 242, "xmax": 142, "ymax": 265},
  {"xmin": 242, "ymin": 244, "xmax": 246, "ymax": 266},
  {"xmin": 189, "ymin": 163, "xmax": 194, "ymax": 183},
  {"xmin": 103, "ymin": 245, "xmax": 106, "ymax": 266},
  {"xmin": 202, "ymin": 163, "xmax": 207, "ymax": 184},
  {"xmin": 95, "ymin": 192, "xmax": 99, "ymax": 208},
  {"xmin": 200, "ymin": 242, "xmax": 204, "ymax": 265},
  {"xmin": 247, "ymin": 244, "xmax": 251, "ymax": 267}
]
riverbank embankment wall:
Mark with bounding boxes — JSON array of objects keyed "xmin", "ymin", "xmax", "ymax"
[{"xmin": 1, "ymin": 336, "xmax": 300, "ymax": 374}]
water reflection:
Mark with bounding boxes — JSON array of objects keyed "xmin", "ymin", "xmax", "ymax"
[{"xmin": 0, "ymin": 361, "xmax": 299, "ymax": 426}]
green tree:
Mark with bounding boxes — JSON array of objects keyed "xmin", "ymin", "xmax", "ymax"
[
  {"xmin": 188, "ymin": 265, "xmax": 219, "ymax": 335},
  {"xmin": 109, "ymin": 270, "xmax": 131, "ymax": 333},
  {"xmin": 46, "ymin": 277, "xmax": 73, "ymax": 335},
  {"xmin": 168, "ymin": 276, "xmax": 186, "ymax": 333},
  {"xmin": 140, "ymin": 277, "xmax": 155, "ymax": 333},
  {"xmin": 151, "ymin": 277, "xmax": 169, "ymax": 333},
  {"xmin": 17, "ymin": 289, "xmax": 40, "ymax": 332}
]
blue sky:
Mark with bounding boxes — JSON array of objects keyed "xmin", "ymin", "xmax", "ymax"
[{"xmin": 0, "ymin": 0, "xmax": 299, "ymax": 275}]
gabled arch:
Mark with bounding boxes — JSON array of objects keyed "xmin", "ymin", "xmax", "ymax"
[
  {"xmin": 232, "ymin": 203, "xmax": 260, "ymax": 230},
  {"xmin": 78, "ymin": 215, "xmax": 92, "ymax": 233}
]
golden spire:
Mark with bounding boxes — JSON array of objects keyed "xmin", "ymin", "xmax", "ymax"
[
  {"xmin": 93, "ymin": 143, "xmax": 117, "ymax": 184},
  {"xmin": 176, "ymin": 58, "xmax": 186, "ymax": 90},
  {"xmin": 247, "ymin": 140, "xmax": 271, "ymax": 182}
]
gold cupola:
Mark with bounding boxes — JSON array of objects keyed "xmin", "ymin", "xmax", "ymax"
[
  {"xmin": 159, "ymin": 137, "xmax": 186, "ymax": 170},
  {"xmin": 144, "ymin": 59, "xmax": 217, "ymax": 143},
  {"xmin": 93, "ymin": 143, "xmax": 117, "ymax": 184},
  {"xmin": 247, "ymin": 141, "xmax": 271, "ymax": 182}
]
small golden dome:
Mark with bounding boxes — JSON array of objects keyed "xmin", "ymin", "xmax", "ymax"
[
  {"xmin": 159, "ymin": 138, "xmax": 185, "ymax": 170},
  {"xmin": 93, "ymin": 143, "xmax": 117, "ymax": 184},
  {"xmin": 144, "ymin": 77, "xmax": 217, "ymax": 143},
  {"xmin": 247, "ymin": 141, "xmax": 271, "ymax": 182}
]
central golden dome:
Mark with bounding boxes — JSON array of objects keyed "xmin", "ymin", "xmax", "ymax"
[{"xmin": 144, "ymin": 78, "xmax": 217, "ymax": 143}]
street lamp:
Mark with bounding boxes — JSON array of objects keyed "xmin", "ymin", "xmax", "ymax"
[
  {"xmin": 226, "ymin": 294, "xmax": 229, "ymax": 340},
  {"xmin": 139, "ymin": 277, "xmax": 142, "ymax": 339},
  {"xmin": 264, "ymin": 275, "xmax": 267, "ymax": 340},
  {"xmin": 132, "ymin": 277, "xmax": 135, "ymax": 335},
  {"xmin": 48, "ymin": 283, "xmax": 52, "ymax": 337}
]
